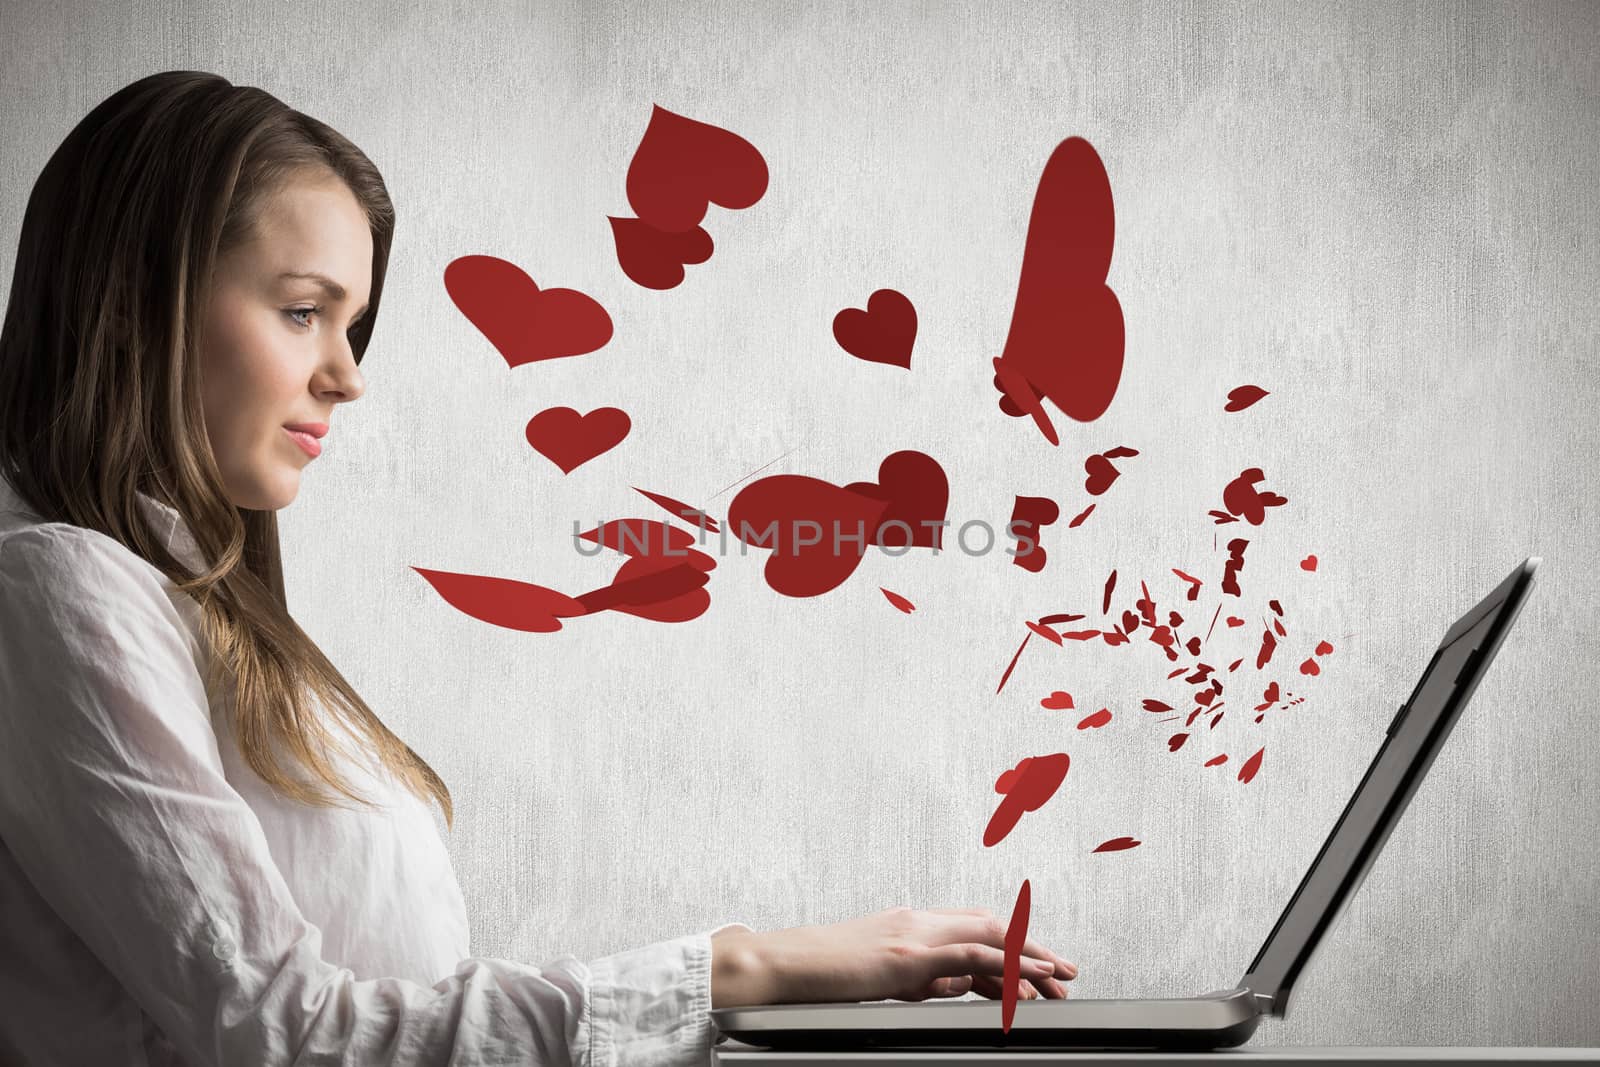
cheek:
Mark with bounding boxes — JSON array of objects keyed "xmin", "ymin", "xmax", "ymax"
[{"xmin": 201, "ymin": 317, "xmax": 296, "ymax": 430}]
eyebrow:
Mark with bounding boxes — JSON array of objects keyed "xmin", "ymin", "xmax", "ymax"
[{"xmin": 277, "ymin": 271, "xmax": 370, "ymax": 317}]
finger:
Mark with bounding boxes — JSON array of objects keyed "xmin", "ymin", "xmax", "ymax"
[
  {"xmin": 968, "ymin": 974, "xmax": 1051, "ymax": 1001},
  {"xmin": 929, "ymin": 975, "xmax": 973, "ymax": 998},
  {"xmin": 936, "ymin": 915, "xmax": 1079, "ymax": 979},
  {"xmin": 922, "ymin": 943, "xmax": 1060, "ymax": 985}
]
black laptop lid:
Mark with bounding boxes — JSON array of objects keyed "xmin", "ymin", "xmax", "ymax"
[{"xmin": 1239, "ymin": 557, "xmax": 1540, "ymax": 1017}]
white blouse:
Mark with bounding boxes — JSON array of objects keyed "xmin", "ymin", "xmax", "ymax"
[{"xmin": 0, "ymin": 473, "xmax": 751, "ymax": 1065}]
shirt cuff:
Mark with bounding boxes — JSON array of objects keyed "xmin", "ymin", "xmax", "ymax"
[{"xmin": 585, "ymin": 922, "xmax": 755, "ymax": 1067}]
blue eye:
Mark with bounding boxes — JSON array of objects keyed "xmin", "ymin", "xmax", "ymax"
[{"xmin": 284, "ymin": 306, "xmax": 319, "ymax": 328}]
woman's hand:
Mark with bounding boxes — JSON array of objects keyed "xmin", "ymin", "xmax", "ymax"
[{"xmin": 710, "ymin": 905, "xmax": 1078, "ymax": 1008}]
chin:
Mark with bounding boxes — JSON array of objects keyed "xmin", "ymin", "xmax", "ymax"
[{"xmin": 227, "ymin": 474, "xmax": 299, "ymax": 512}]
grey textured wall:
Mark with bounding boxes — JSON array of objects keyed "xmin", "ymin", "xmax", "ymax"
[{"xmin": 2, "ymin": 0, "xmax": 1596, "ymax": 1048}]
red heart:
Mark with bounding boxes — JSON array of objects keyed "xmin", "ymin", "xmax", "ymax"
[
  {"xmin": 525, "ymin": 407, "xmax": 631, "ymax": 474},
  {"xmin": 444, "ymin": 255, "xmax": 612, "ymax": 367},
  {"xmin": 833, "ymin": 289, "xmax": 917, "ymax": 369},
  {"xmin": 625, "ymin": 104, "xmax": 769, "ymax": 233},
  {"xmin": 1300, "ymin": 554, "xmax": 1319, "ymax": 572},
  {"xmin": 727, "ymin": 475, "xmax": 889, "ymax": 597},
  {"xmin": 596, "ymin": 555, "xmax": 712, "ymax": 623},
  {"xmin": 993, "ymin": 137, "xmax": 1124, "ymax": 442},
  {"xmin": 842, "ymin": 450, "xmax": 949, "ymax": 549},
  {"xmin": 1040, "ymin": 690, "xmax": 1074, "ymax": 710},
  {"xmin": 1083, "ymin": 453, "xmax": 1121, "ymax": 496},
  {"xmin": 609, "ymin": 217, "xmax": 714, "ymax": 290}
]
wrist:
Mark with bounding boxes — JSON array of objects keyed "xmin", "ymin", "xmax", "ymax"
[{"xmin": 710, "ymin": 930, "xmax": 779, "ymax": 1008}]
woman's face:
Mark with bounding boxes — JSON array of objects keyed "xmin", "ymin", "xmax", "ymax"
[{"xmin": 198, "ymin": 171, "xmax": 372, "ymax": 511}]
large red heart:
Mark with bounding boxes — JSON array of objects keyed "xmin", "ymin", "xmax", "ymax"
[
  {"xmin": 842, "ymin": 450, "xmax": 949, "ymax": 549},
  {"xmin": 444, "ymin": 255, "xmax": 613, "ymax": 367},
  {"xmin": 992, "ymin": 137, "xmax": 1124, "ymax": 442},
  {"xmin": 625, "ymin": 104, "xmax": 769, "ymax": 233},
  {"xmin": 727, "ymin": 475, "xmax": 889, "ymax": 597},
  {"xmin": 525, "ymin": 407, "xmax": 631, "ymax": 474},
  {"xmin": 609, "ymin": 216, "xmax": 714, "ymax": 290},
  {"xmin": 833, "ymin": 288, "xmax": 917, "ymax": 369}
]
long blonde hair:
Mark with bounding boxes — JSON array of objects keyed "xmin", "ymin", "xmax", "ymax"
[{"xmin": 0, "ymin": 70, "xmax": 452, "ymax": 828}]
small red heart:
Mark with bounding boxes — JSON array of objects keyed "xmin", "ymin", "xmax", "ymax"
[
  {"xmin": 444, "ymin": 255, "xmax": 613, "ymax": 366},
  {"xmin": 626, "ymin": 104, "xmax": 769, "ymax": 233},
  {"xmin": 1040, "ymin": 690, "xmax": 1074, "ymax": 710},
  {"xmin": 833, "ymin": 288, "xmax": 917, "ymax": 369},
  {"xmin": 525, "ymin": 407, "xmax": 631, "ymax": 474},
  {"xmin": 1300, "ymin": 554, "xmax": 1319, "ymax": 571},
  {"xmin": 609, "ymin": 216, "xmax": 714, "ymax": 290},
  {"xmin": 1084, "ymin": 453, "xmax": 1121, "ymax": 496}
]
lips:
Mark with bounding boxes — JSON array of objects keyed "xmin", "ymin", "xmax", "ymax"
[{"xmin": 284, "ymin": 427, "xmax": 322, "ymax": 458}]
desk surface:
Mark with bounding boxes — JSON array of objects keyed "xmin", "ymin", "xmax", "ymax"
[{"xmin": 712, "ymin": 1046, "xmax": 1599, "ymax": 1065}]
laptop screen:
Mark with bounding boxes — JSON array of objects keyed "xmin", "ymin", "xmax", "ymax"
[{"xmin": 1238, "ymin": 559, "xmax": 1537, "ymax": 1016}]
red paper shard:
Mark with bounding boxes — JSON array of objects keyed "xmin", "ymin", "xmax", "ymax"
[
  {"xmin": 1204, "ymin": 754, "xmax": 1229, "ymax": 767},
  {"xmin": 1092, "ymin": 836, "xmax": 1141, "ymax": 853},
  {"xmin": 1172, "ymin": 568, "xmax": 1203, "ymax": 601},
  {"xmin": 633, "ymin": 486, "xmax": 720, "ymax": 533},
  {"xmin": 1027, "ymin": 620, "xmax": 1064, "ymax": 645},
  {"xmin": 881, "ymin": 587, "xmax": 916, "ymax": 614},
  {"xmin": 1002, "ymin": 879, "xmax": 1031, "ymax": 1033},
  {"xmin": 1103, "ymin": 569, "xmax": 1117, "ymax": 615},
  {"xmin": 1041, "ymin": 690, "xmax": 1075, "ymax": 710},
  {"xmin": 1224, "ymin": 384, "xmax": 1270, "ymax": 412},
  {"xmin": 413, "ymin": 567, "xmax": 589, "ymax": 633},
  {"xmin": 1221, "ymin": 538, "xmax": 1249, "ymax": 597},
  {"xmin": 1068, "ymin": 502, "xmax": 1096, "ymax": 527},
  {"xmin": 1142, "ymin": 699, "xmax": 1174, "ymax": 713},
  {"xmin": 997, "ymin": 632, "xmax": 1030, "ymax": 694},
  {"xmin": 1257, "ymin": 628, "xmax": 1278, "ymax": 670},
  {"xmin": 1238, "ymin": 746, "xmax": 1265, "ymax": 784},
  {"xmin": 1039, "ymin": 612, "xmax": 1087, "ymax": 625},
  {"xmin": 1077, "ymin": 707, "xmax": 1113, "ymax": 729}
]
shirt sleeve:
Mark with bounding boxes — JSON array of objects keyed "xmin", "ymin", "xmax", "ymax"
[{"xmin": 0, "ymin": 523, "xmax": 744, "ymax": 1066}]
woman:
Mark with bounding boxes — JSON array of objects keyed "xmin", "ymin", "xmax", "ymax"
[{"xmin": 0, "ymin": 71, "xmax": 1077, "ymax": 1064}]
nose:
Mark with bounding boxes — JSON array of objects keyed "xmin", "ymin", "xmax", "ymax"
[{"xmin": 316, "ymin": 332, "xmax": 366, "ymax": 403}]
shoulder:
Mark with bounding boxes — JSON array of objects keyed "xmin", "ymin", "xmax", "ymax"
[{"xmin": 0, "ymin": 521, "xmax": 204, "ymax": 662}]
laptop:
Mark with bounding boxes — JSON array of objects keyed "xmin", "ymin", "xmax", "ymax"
[{"xmin": 710, "ymin": 557, "xmax": 1540, "ymax": 1052}]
